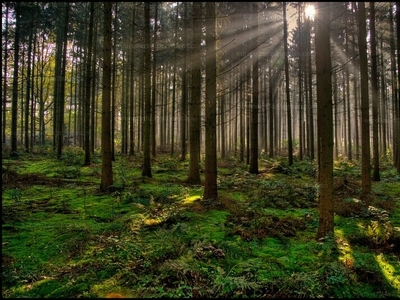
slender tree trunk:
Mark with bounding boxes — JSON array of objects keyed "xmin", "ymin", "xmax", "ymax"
[
  {"xmin": 111, "ymin": 3, "xmax": 118, "ymax": 161},
  {"xmin": 352, "ymin": 2, "xmax": 360, "ymax": 160},
  {"xmin": 306, "ymin": 17, "xmax": 314, "ymax": 160},
  {"xmin": 84, "ymin": 2, "xmax": 94, "ymax": 165},
  {"xmin": 369, "ymin": 2, "xmax": 380, "ymax": 181},
  {"xmin": 203, "ymin": 2, "xmax": 218, "ymax": 201},
  {"xmin": 180, "ymin": 2, "xmax": 188, "ymax": 161},
  {"xmin": 2, "ymin": 3, "xmax": 9, "ymax": 145},
  {"xmin": 129, "ymin": 6, "xmax": 136, "ymax": 157},
  {"xmin": 142, "ymin": 2, "xmax": 152, "ymax": 178},
  {"xmin": 358, "ymin": 2, "xmax": 372, "ymax": 197},
  {"xmin": 315, "ymin": 1, "xmax": 334, "ymax": 240},
  {"xmin": 24, "ymin": 30, "xmax": 33, "ymax": 152},
  {"xmin": 100, "ymin": 2, "xmax": 114, "ymax": 191},
  {"xmin": 152, "ymin": 2, "xmax": 158, "ymax": 158},
  {"xmin": 395, "ymin": 2, "xmax": 400, "ymax": 173},
  {"xmin": 298, "ymin": 3, "xmax": 303, "ymax": 161},
  {"xmin": 249, "ymin": 2, "xmax": 259, "ymax": 174},
  {"xmin": 57, "ymin": 3, "xmax": 69, "ymax": 159},
  {"xmin": 171, "ymin": 4, "xmax": 179, "ymax": 156},
  {"xmin": 90, "ymin": 18, "xmax": 98, "ymax": 154},
  {"xmin": 389, "ymin": 3, "xmax": 398, "ymax": 168},
  {"xmin": 187, "ymin": 1, "xmax": 202, "ymax": 184}
]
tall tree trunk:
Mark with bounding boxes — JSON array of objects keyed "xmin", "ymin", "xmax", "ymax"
[
  {"xmin": 84, "ymin": 2, "xmax": 95, "ymax": 165},
  {"xmin": 369, "ymin": 2, "xmax": 380, "ymax": 181},
  {"xmin": 203, "ymin": 2, "xmax": 218, "ymax": 201},
  {"xmin": 11, "ymin": 2, "xmax": 21, "ymax": 156},
  {"xmin": 298, "ymin": 3, "xmax": 303, "ymax": 161},
  {"xmin": 152, "ymin": 2, "xmax": 158, "ymax": 158},
  {"xmin": 171, "ymin": 4, "xmax": 179, "ymax": 156},
  {"xmin": 249, "ymin": 2, "xmax": 259, "ymax": 174},
  {"xmin": 389, "ymin": 3, "xmax": 398, "ymax": 169},
  {"xmin": 315, "ymin": 1, "xmax": 334, "ymax": 240},
  {"xmin": 24, "ymin": 30, "xmax": 33, "ymax": 152},
  {"xmin": 111, "ymin": 3, "xmax": 118, "ymax": 161},
  {"xmin": 142, "ymin": 2, "xmax": 152, "ymax": 178},
  {"xmin": 352, "ymin": 2, "xmax": 360, "ymax": 160},
  {"xmin": 129, "ymin": 5, "xmax": 136, "ymax": 157},
  {"xmin": 395, "ymin": 2, "xmax": 400, "ymax": 173},
  {"xmin": 187, "ymin": 1, "xmax": 202, "ymax": 184},
  {"xmin": 2, "ymin": 3, "xmax": 9, "ymax": 145},
  {"xmin": 306, "ymin": 17, "xmax": 314, "ymax": 160},
  {"xmin": 57, "ymin": 3, "xmax": 69, "ymax": 159},
  {"xmin": 180, "ymin": 2, "xmax": 188, "ymax": 161},
  {"xmin": 268, "ymin": 63, "xmax": 274, "ymax": 158},
  {"xmin": 358, "ymin": 2, "xmax": 372, "ymax": 197},
  {"xmin": 90, "ymin": 18, "xmax": 98, "ymax": 154},
  {"xmin": 100, "ymin": 2, "xmax": 114, "ymax": 191}
]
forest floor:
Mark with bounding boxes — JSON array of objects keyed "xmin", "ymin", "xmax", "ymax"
[{"xmin": 2, "ymin": 147, "xmax": 400, "ymax": 298}]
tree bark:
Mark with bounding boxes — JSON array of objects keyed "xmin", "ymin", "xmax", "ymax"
[
  {"xmin": 142, "ymin": 2, "xmax": 152, "ymax": 178},
  {"xmin": 203, "ymin": 2, "xmax": 218, "ymax": 201},
  {"xmin": 315, "ymin": 1, "xmax": 334, "ymax": 240},
  {"xmin": 84, "ymin": 2, "xmax": 94, "ymax": 165},
  {"xmin": 358, "ymin": 2, "xmax": 372, "ymax": 196},
  {"xmin": 369, "ymin": 2, "xmax": 380, "ymax": 181},
  {"xmin": 100, "ymin": 2, "xmax": 114, "ymax": 191},
  {"xmin": 249, "ymin": 2, "xmax": 259, "ymax": 174},
  {"xmin": 187, "ymin": 1, "xmax": 202, "ymax": 184}
]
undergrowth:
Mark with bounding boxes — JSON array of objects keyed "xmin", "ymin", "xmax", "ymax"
[{"xmin": 2, "ymin": 150, "xmax": 399, "ymax": 298}]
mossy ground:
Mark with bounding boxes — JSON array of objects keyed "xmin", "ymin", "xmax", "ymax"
[{"xmin": 2, "ymin": 148, "xmax": 399, "ymax": 298}]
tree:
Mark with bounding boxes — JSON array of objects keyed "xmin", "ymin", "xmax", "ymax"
[
  {"xmin": 369, "ymin": 2, "xmax": 380, "ymax": 181},
  {"xmin": 180, "ymin": 2, "xmax": 188, "ymax": 161},
  {"xmin": 315, "ymin": 1, "xmax": 334, "ymax": 240},
  {"xmin": 151, "ymin": 2, "xmax": 158, "ymax": 158},
  {"xmin": 84, "ymin": 2, "xmax": 95, "ymax": 166},
  {"xmin": 358, "ymin": 2, "xmax": 372, "ymax": 197},
  {"xmin": 396, "ymin": 1, "xmax": 400, "ymax": 173},
  {"xmin": 2, "ymin": 2, "xmax": 10, "ymax": 146},
  {"xmin": 100, "ymin": 2, "xmax": 113, "ymax": 191},
  {"xmin": 142, "ymin": 1, "xmax": 152, "ymax": 178},
  {"xmin": 249, "ymin": 2, "xmax": 259, "ymax": 174},
  {"xmin": 187, "ymin": 1, "xmax": 202, "ymax": 184},
  {"xmin": 56, "ymin": 3, "xmax": 69, "ymax": 159},
  {"xmin": 10, "ymin": 2, "xmax": 21, "ymax": 156},
  {"xmin": 283, "ymin": 2, "xmax": 293, "ymax": 166},
  {"xmin": 203, "ymin": 2, "xmax": 218, "ymax": 201}
]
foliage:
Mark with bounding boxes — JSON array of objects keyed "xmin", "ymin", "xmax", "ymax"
[{"xmin": 1, "ymin": 151, "xmax": 400, "ymax": 298}]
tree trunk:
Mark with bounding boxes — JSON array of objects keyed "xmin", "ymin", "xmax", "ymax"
[
  {"xmin": 358, "ymin": 2, "xmax": 372, "ymax": 196},
  {"xmin": 152, "ymin": 2, "xmax": 158, "ymax": 158},
  {"xmin": 24, "ymin": 30, "xmax": 33, "ymax": 152},
  {"xmin": 11, "ymin": 2, "xmax": 21, "ymax": 156},
  {"xmin": 203, "ymin": 2, "xmax": 218, "ymax": 201},
  {"xmin": 187, "ymin": 1, "xmax": 202, "ymax": 184},
  {"xmin": 84, "ymin": 2, "xmax": 94, "ymax": 165},
  {"xmin": 395, "ymin": 2, "xmax": 400, "ymax": 173},
  {"xmin": 2, "ymin": 3, "xmax": 9, "ymax": 145},
  {"xmin": 249, "ymin": 2, "xmax": 259, "ymax": 174},
  {"xmin": 142, "ymin": 2, "xmax": 152, "ymax": 178},
  {"xmin": 57, "ymin": 3, "xmax": 69, "ymax": 159},
  {"xmin": 369, "ymin": 2, "xmax": 380, "ymax": 181},
  {"xmin": 100, "ymin": 2, "xmax": 114, "ymax": 191},
  {"xmin": 315, "ymin": 1, "xmax": 334, "ymax": 240}
]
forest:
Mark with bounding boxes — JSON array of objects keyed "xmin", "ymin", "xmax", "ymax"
[{"xmin": 2, "ymin": 1, "xmax": 400, "ymax": 298}]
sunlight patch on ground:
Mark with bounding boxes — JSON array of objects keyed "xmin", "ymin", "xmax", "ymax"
[
  {"xmin": 335, "ymin": 229, "xmax": 355, "ymax": 269},
  {"xmin": 375, "ymin": 253, "xmax": 400, "ymax": 293},
  {"xmin": 182, "ymin": 195, "xmax": 202, "ymax": 205}
]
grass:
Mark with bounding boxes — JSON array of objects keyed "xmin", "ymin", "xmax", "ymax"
[{"xmin": 2, "ymin": 148, "xmax": 400, "ymax": 298}]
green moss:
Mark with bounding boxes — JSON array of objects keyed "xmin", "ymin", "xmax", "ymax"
[{"xmin": 2, "ymin": 152, "xmax": 399, "ymax": 298}]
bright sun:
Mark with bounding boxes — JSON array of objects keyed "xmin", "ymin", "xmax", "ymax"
[{"xmin": 305, "ymin": 5, "xmax": 315, "ymax": 20}]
